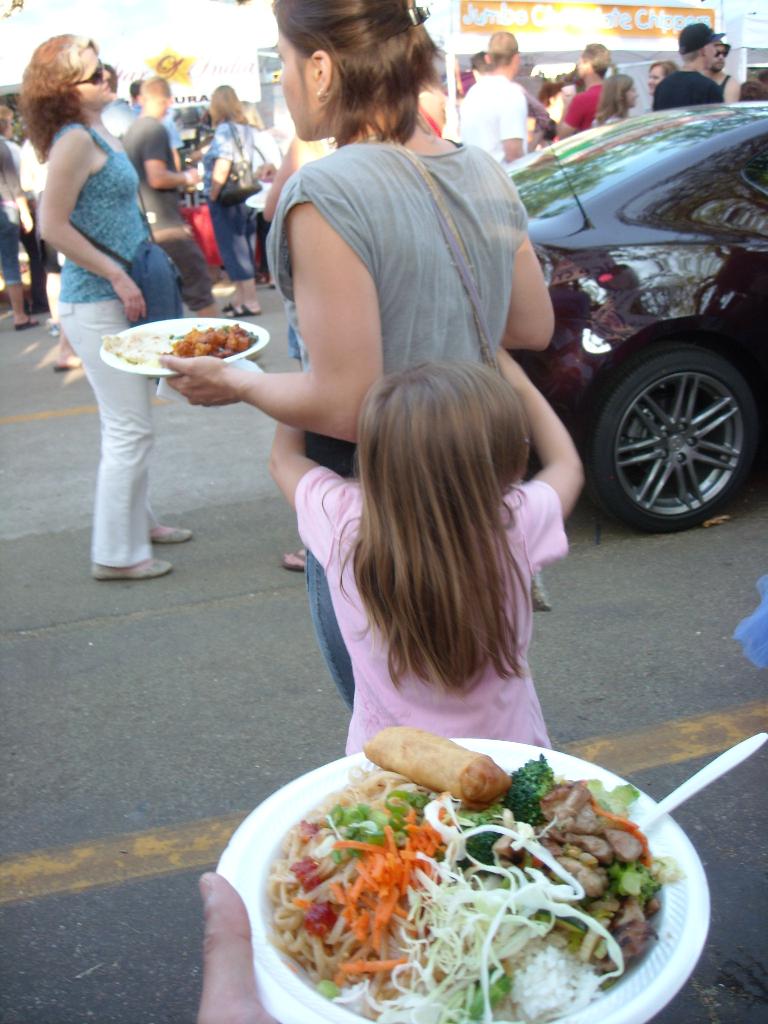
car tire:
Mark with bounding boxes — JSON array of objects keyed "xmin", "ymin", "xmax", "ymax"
[{"xmin": 586, "ymin": 344, "xmax": 759, "ymax": 532}]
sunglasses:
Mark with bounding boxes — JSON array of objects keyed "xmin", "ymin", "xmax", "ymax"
[
  {"xmin": 75, "ymin": 62, "xmax": 106, "ymax": 86},
  {"xmin": 715, "ymin": 48, "xmax": 728, "ymax": 57}
]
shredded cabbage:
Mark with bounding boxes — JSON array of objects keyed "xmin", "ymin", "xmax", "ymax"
[{"xmin": 345, "ymin": 799, "xmax": 624, "ymax": 1024}]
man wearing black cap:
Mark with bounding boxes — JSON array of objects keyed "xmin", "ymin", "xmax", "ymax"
[
  {"xmin": 705, "ymin": 41, "xmax": 740, "ymax": 102},
  {"xmin": 653, "ymin": 23, "xmax": 725, "ymax": 111}
]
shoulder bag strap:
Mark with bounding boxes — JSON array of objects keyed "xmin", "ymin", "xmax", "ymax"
[
  {"xmin": 229, "ymin": 122, "xmax": 248, "ymax": 163},
  {"xmin": 393, "ymin": 144, "xmax": 498, "ymax": 369},
  {"xmin": 252, "ymin": 139, "xmax": 266, "ymax": 166},
  {"xmin": 71, "ymin": 221, "xmax": 132, "ymax": 270},
  {"xmin": 76, "ymin": 128, "xmax": 151, "ymax": 254}
]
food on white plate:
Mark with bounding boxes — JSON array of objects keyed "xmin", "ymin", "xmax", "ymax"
[
  {"xmin": 267, "ymin": 732, "xmax": 684, "ymax": 1023},
  {"xmin": 102, "ymin": 323, "xmax": 256, "ymax": 369},
  {"xmin": 170, "ymin": 323, "xmax": 254, "ymax": 358},
  {"xmin": 102, "ymin": 328, "xmax": 173, "ymax": 368}
]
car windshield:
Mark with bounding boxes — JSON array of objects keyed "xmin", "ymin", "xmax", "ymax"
[{"xmin": 511, "ymin": 106, "xmax": 765, "ymax": 219}]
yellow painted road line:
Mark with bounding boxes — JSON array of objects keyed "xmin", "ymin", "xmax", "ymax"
[
  {"xmin": 0, "ymin": 398, "xmax": 167, "ymax": 426},
  {"xmin": 0, "ymin": 816, "xmax": 245, "ymax": 905},
  {"xmin": 0, "ymin": 405, "xmax": 99, "ymax": 424},
  {"xmin": 563, "ymin": 699, "xmax": 767, "ymax": 773},
  {"xmin": 1, "ymin": 701, "xmax": 765, "ymax": 906}
]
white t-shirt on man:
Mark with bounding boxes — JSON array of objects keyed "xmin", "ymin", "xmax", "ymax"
[{"xmin": 460, "ymin": 74, "xmax": 528, "ymax": 168}]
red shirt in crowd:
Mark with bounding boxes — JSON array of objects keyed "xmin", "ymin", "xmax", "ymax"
[{"xmin": 564, "ymin": 83, "xmax": 603, "ymax": 132}]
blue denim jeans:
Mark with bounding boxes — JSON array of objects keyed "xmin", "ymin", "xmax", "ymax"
[
  {"xmin": 0, "ymin": 203, "xmax": 22, "ymax": 287},
  {"xmin": 208, "ymin": 199, "xmax": 256, "ymax": 282},
  {"xmin": 305, "ymin": 550, "xmax": 355, "ymax": 710}
]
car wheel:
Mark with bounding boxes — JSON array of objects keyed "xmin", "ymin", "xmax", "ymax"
[{"xmin": 586, "ymin": 344, "xmax": 759, "ymax": 532}]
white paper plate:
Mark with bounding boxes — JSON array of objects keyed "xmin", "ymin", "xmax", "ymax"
[
  {"xmin": 99, "ymin": 317, "xmax": 269, "ymax": 377},
  {"xmin": 217, "ymin": 739, "xmax": 710, "ymax": 1024}
]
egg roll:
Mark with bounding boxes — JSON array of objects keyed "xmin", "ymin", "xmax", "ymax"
[{"xmin": 363, "ymin": 727, "xmax": 510, "ymax": 807}]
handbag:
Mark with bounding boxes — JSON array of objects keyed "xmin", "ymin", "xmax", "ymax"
[
  {"xmin": 218, "ymin": 123, "xmax": 263, "ymax": 207},
  {"xmin": 77, "ymin": 227, "xmax": 183, "ymax": 325},
  {"xmin": 127, "ymin": 238, "xmax": 184, "ymax": 324}
]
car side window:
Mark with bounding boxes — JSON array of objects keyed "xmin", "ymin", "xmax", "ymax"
[
  {"xmin": 622, "ymin": 141, "xmax": 768, "ymax": 241},
  {"xmin": 742, "ymin": 149, "xmax": 768, "ymax": 199}
]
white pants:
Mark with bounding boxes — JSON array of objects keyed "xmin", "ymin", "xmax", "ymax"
[{"xmin": 59, "ymin": 299, "xmax": 157, "ymax": 566}]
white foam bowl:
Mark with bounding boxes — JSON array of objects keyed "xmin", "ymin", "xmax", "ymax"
[{"xmin": 217, "ymin": 739, "xmax": 710, "ymax": 1024}]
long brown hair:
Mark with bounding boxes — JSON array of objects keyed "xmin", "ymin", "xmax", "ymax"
[
  {"xmin": 273, "ymin": 0, "xmax": 439, "ymax": 146},
  {"xmin": 351, "ymin": 362, "xmax": 531, "ymax": 691},
  {"xmin": 209, "ymin": 85, "xmax": 248, "ymax": 127},
  {"xmin": 594, "ymin": 74, "xmax": 635, "ymax": 124},
  {"xmin": 20, "ymin": 35, "xmax": 96, "ymax": 159}
]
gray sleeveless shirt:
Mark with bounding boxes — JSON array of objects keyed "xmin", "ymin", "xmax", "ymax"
[{"xmin": 267, "ymin": 141, "xmax": 528, "ymax": 471}]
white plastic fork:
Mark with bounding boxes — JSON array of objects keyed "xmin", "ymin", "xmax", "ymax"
[{"xmin": 639, "ymin": 731, "xmax": 767, "ymax": 832}]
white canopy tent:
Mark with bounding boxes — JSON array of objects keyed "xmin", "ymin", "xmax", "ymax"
[
  {"xmin": 426, "ymin": 0, "xmax": 721, "ymax": 123},
  {"xmin": 0, "ymin": 0, "xmax": 277, "ymax": 102},
  {"xmin": 723, "ymin": 2, "xmax": 768, "ymax": 80}
]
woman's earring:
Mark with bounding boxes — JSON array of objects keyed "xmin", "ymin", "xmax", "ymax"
[{"xmin": 316, "ymin": 88, "xmax": 328, "ymax": 102}]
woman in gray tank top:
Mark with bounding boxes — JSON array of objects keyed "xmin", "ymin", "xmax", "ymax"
[{"xmin": 163, "ymin": 1, "xmax": 555, "ymax": 710}]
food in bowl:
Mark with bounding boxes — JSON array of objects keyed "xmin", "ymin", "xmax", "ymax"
[{"xmin": 266, "ymin": 729, "xmax": 683, "ymax": 1023}]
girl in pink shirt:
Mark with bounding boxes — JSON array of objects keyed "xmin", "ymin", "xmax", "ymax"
[{"xmin": 270, "ymin": 355, "xmax": 583, "ymax": 754}]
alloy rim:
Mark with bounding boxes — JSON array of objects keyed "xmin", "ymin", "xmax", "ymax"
[{"xmin": 614, "ymin": 370, "xmax": 743, "ymax": 518}]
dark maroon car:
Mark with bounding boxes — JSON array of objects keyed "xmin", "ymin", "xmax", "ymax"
[{"xmin": 511, "ymin": 104, "xmax": 768, "ymax": 531}]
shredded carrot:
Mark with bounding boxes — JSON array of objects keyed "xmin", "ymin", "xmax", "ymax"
[
  {"xmin": 348, "ymin": 870, "xmax": 367, "ymax": 903},
  {"xmin": 333, "ymin": 839, "xmax": 385, "ymax": 852},
  {"xmin": 292, "ymin": 897, "xmax": 311, "ymax": 910},
  {"xmin": 339, "ymin": 957, "xmax": 408, "ymax": 975},
  {"xmin": 331, "ymin": 819, "xmax": 445, "ymax": 970},
  {"xmin": 589, "ymin": 795, "xmax": 652, "ymax": 866}
]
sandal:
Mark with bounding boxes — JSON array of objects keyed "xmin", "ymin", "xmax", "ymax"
[
  {"xmin": 53, "ymin": 357, "xmax": 82, "ymax": 372},
  {"xmin": 92, "ymin": 558, "xmax": 172, "ymax": 581},
  {"xmin": 150, "ymin": 525, "xmax": 193, "ymax": 544},
  {"xmin": 233, "ymin": 304, "xmax": 261, "ymax": 317},
  {"xmin": 281, "ymin": 548, "xmax": 306, "ymax": 573}
]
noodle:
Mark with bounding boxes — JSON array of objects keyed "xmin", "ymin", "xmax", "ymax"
[{"xmin": 267, "ymin": 769, "xmax": 426, "ymax": 986}]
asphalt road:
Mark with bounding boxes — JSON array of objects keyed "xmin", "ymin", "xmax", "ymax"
[{"xmin": 1, "ymin": 293, "xmax": 766, "ymax": 1024}]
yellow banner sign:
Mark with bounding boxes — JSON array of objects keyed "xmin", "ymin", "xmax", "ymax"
[
  {"xmin": 146, "ymin": 48, "xmax": 196, "ymax": 86},
  {"xmin": 460, "ymin": 2, "xmax": 715, "ymax": 39}
]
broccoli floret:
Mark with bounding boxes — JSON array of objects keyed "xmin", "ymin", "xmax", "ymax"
[
  {"xmin": 502, "ymin": 755, "xmax": 555, "ymax": 825},
  {"xmin": 457, "ymin": 804, "xmax": 502, "ymax": 827},
  {"xmin": 607, "ymin": 861, "xmax": 661, "ymax": 905},
  {"xmin": 464, "ymin": 830, "xmax": 500, "ymax": 866}
]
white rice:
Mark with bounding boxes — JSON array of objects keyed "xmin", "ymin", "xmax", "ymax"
[{"xmin": 510, "ymin": 942, "xmax": 603, "ymax": 1022}]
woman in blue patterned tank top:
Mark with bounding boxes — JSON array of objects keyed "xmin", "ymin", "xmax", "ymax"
[{"xmin": 21, "ymin": 35, "xmax": 192, "ymax": 581}]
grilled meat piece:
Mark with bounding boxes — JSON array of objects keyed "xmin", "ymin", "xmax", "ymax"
[
  {"xmin": 564, "ymin": 832, "xmax": 614, "ymax": 864},
  {"xmin": 556, "ymin": 855, "xmax": 609, "ymax": 897},
  {"xmin": 604, "ymin": 827, "xmax": 645, "ymax": 862},
  {"xmin": 540, "ymin": 838, "xmax": 564, "ymax": 858},
  {"xmin": 540, "ymin": 781, "xmax": 603, "ymax": 834},
  {"xmin": 614, "ymin": 917, "xmax": 657, "ymax": 959}
]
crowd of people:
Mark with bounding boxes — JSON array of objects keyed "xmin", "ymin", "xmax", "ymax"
[
  {"xmin": 454, "ymin": 22, "xmax": 766, "ymax": 166},
  {"xmin": 2, "ymin": 2, "xmax": 767, "ymax": 1017}
]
